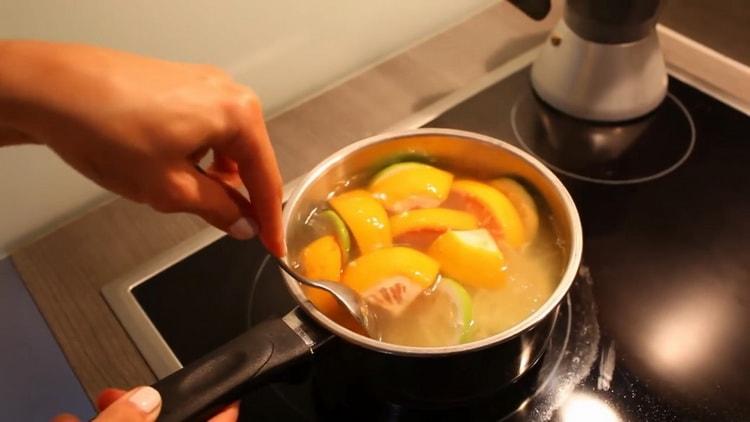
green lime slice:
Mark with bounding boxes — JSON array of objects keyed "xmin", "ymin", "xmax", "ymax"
[
  {"xmin": 438, "ymin": 278, "xmax": 475, "ymax": 343},
  {"xmin": 316, "ymin": 209, "xmax": 351, "ymax": 262},
  {"xmin": 370, "ymin": 161, "xmax": 430, "ymax": 186},
  {"xmin": 370, "ymin": 154, "xmax": 434, "ymax": 179}
]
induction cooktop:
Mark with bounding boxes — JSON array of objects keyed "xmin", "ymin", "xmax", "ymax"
[{"xmin": 103, "ymin": 48, "xmax": 750, "ymax": 421}]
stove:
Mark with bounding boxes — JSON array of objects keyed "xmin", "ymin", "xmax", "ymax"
[{"xmin": 103, "ymin": 47, "xmax": 750, "ymax": 421}]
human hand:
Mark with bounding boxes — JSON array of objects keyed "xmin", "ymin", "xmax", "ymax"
[
  {"xmin": 0, "ymin": 41, "xmax": 284, "ymax": 256},
  {"xmin": 52, "ymin": 386, "xmax": 240, "ymax": 422}
]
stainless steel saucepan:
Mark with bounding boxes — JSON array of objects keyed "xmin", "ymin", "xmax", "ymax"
[{"xmin": 151, "ymin": 128, "xmax": 583, "ymax": 421}]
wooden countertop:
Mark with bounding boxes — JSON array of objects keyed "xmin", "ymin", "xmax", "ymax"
[{"xmin": 10, "ymin": 1, "xmax": 749, "ymax": 401}]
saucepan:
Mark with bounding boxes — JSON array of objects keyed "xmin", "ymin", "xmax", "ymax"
[{"xmin": 152, "ymin": 128, "xmax": 583, "ymax": 421}]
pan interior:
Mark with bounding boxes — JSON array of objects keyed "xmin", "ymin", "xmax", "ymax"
[{"xmin": 282, "ymin": 129, "xmax": 582, "ymax": 355}]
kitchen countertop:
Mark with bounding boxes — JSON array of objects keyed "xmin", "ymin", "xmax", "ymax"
[{"xmin": 10, "ymin": 1, "xmax": 750, "ymax": 402}]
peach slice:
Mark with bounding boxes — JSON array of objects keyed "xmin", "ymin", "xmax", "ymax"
[
  {"xmin": 390, "ymin": 208, "xmax": 478, "ymax": 250},
  {"xmin": 369, "ymin": 162, "xmax": 454, "ymax": 213},
  {"xmin": 342, "ymin": 247, "xmax": 439, "ymax": 316},
  {"xmin": 329, "ymin": 189, "xmax": 392, "ymax": 254},
  {"xmin": 446, "ymin": 180, "xmax": 526, "ymax": 249},
  {"xmin": 428, "ymin": 229, "xmax": 507, "ymax": 289},
  {"xmin": 489, "ymin": 178, "xmax": 539, "ymax": 243}
]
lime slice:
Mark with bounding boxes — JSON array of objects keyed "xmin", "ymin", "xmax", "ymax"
[
  {"xmin": 378, "ymin": 277, "xmax": 474, "ymax": 347},
  {"xmin": 439, "ymin": 278, "xmax": 475, "ymax": 343},
  {"xmin": 370, "ymin": 153, "xmax": 433, "ymax": 178},
  {"xmin": 313, "ymin": 209, "xmax": 351, "ymax": 262}
]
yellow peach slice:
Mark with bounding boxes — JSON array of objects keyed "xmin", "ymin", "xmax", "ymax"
[
  {"xmin": 428, "ymin": 229, "xmax": 507, "ymax": 289},
  {"xmin": 446, "ymin": 180, "xmax": 526, "ymax": 249},
  {"xmin": 369, "ymin": 162, "xmax": 454, "ymax": 213},
  {"xmin": 489, "ymin": 178, "xmax": 539, "ymax": 243},
  {"xmin": 329, "ymin": 189, "xmax": 392, "ymax": 254}
]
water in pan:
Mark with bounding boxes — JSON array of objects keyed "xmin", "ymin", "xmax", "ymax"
[{"xmin": 287, "ymin": 162, "xmax": 566, "ymax": 348}]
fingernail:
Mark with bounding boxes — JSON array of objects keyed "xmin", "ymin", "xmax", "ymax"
[
  {"xmin": 128, "ymin": 386, "xmax": 161, "ymax": 413},
  {"xmin": 228, "ymin": 217, "xmax": 258, "ymax": 240}
]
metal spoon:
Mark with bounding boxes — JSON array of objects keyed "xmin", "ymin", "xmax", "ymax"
[{"xmin": 273, "ymin": 257, "xmax": 374, "ymax": 334}]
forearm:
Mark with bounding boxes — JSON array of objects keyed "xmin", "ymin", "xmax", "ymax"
[
  {"xmin": 0, "ymin": 40, "xmax": 51, "ymax": 145},
  {"xmin": 0, "ymin": 40, "xmax": 284, "ymax": 254},
  {"xmin": 0, "ymin": 40, "xmax": 113, "ymax": 147}
]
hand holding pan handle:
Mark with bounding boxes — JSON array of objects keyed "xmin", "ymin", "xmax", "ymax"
[{"xmin": 152, "ymin": 308, "xmax": 331, "ymax": 422}]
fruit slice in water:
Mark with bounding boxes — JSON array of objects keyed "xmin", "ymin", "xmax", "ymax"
[
  {"xmin": 379, "ymin": 277, "xmax": 474, "ymax": 347},
  {"xmin": 299, "ymin": 235, "xmax": 362, "ymax": 332},
  {"xmin": 428, "ymin": 229, "xmax": 507, "ymax": 289},
  {"xmin": 329, "ymin": 189, "xmax": 392, "ymax": 254},
  {"xmin": 445, "ymin": 180, "xmax": 526, "ymax": 249},
  {"xmin": 342, "ymin": 246, "xmax": 439, "ymax": 316},
  {"xmin": 390, "ymin": 208, "xmax": 478, "ymax": 250},
  {"xmin": 369, "ymin": 162, "xmax": 454, "ymax": 213},
  {"xmin": 309, "ymin": 209, "xmax": 352, "ymax": 261},
  {"xmin": 359, "ymin": 275, "xmax": 425, "ymax": 318},
  {"xmin": 489, "ymin": 178, "xmax": 539, "ymax": 243},
  {"xmin": 390, "ymin": 208, "xmax": 478, "ymax": 237},
  {"xmin": 300, "ymin": 235, "xmax": 342, "ymax": 315}
]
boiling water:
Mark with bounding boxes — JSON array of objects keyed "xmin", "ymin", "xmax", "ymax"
[
  {"xmin": 378, "ymin": 216, "xmax": 563, "ymax": 347},
  {"xmin": 290, "ymin": 164, "xmax": 565, "ymax": 347}
]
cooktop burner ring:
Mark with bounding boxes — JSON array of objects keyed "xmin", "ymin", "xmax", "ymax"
[
  {"xmin": 245, "ymin": 254, "xmax": 271, "ymax": 327},
  {"xmin": 246, "ymin": 255, "xmax": 314, "ymax": 419},
  {"xmin": 511, "ymin": 91, "xmax": 696, "ymax": 185}
]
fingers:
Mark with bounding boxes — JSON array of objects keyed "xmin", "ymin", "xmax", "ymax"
[
  {"xmin": 208, "ymin": 401, "xmax": 241, "ymax": 422},
  {"xmin": 92, "ymin": 386, "xmax": 161, "ymax": 422},
  {"xmin": 211, "ymin": 151, "xmax": 239, "ymax": 175},
  {"xmin": 98, "ymin": 389, "xmax": 239, "ymax": 422},
  {"xmin": 97, "ymin": 388, "xmax": 127, "ymax": 411},
  {"xmin": 51, "ymin": 413, "xmax": 80, "ymax": 422},
  {"xmin": 51, "ymin": 388, "xmax": 127, "ymax": 422},
  {"xmin": 221, "ymin": 98, "xmax": 285, "ymax": 256},
  {"xmin": 150, "ymin": 165, "xmax": 258, "ymax": 240}
]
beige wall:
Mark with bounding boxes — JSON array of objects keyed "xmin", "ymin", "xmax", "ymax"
[{"xmin": 0, "ymin": 0, "xmax": 494, "ymax": 255}]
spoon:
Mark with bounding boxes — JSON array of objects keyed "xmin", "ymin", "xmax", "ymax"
[{"xmin": 273, "ymin": 256, "xmax": 375, "ymax": 334}]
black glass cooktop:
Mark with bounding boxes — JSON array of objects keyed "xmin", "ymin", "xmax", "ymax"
[{"xmin": 132, "ymin": 68, "xmax": 750, "ymax": 421}]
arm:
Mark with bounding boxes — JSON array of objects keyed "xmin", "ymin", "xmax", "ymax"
[{"xmin": 0, "ymin": 40, "xmax": 285, "ymax": 256}]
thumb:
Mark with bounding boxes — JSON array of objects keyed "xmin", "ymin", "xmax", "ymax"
[{"xmin": 93, "ymin": 386, "xmax": 161, "ymax": 422}]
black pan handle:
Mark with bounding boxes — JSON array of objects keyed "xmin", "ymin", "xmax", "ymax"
[{"xmin": 152, "ymin": 308, "xmax": 331, "ymax": 422}]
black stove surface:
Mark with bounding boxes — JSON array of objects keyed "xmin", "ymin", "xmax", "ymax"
[{"xmin": 132, "ymin": 68, "xmax": 750, "ymax": 421}]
